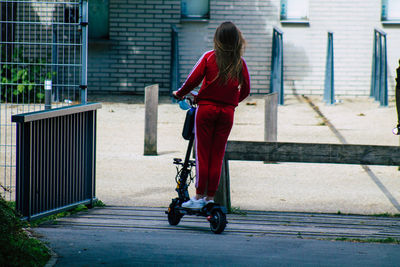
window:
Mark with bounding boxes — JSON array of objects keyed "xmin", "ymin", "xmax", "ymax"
[
  {"xmin": 280, "ymin": 0, "xmax": 309, "ymax": 23},
  {"xmin": 89, "ymin": 0, "xmax": 109, "ymax": 39},
  {"xmin": 382, "ymin": 0, "xmax": 400, "ymax": 23},
  {"xmin": 181, "ymin": 0, "xmax": 209, "ymax": 20}
]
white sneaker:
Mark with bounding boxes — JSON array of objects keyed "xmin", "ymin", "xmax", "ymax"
[
  {"xmin": 203, "ymin": 197, "xmax": 214, "ymax": 205},
  {"xmin": 181, "ymin": 197, "xmax": 205, "ymax": 209}
]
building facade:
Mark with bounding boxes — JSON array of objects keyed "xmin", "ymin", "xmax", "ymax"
[{"xmin": 87, "ymin": 0, "xmax": 400, "ymax": 97}]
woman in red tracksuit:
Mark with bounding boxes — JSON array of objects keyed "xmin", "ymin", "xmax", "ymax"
[{"xmin": 173, "ymin": 21, "xmax": 250, "ymax": 209}]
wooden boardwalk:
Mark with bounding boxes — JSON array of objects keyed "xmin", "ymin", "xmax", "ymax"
[{"xmin": 41, "ymin": 206, "xmax": 400, "ymax": 241}]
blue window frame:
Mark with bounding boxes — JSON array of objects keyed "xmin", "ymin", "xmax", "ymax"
[
  {"xmin": 181, "ymin": 0, "xmax": 210, "ymax": 20},
  {"xmin": 382, "ymin": 0, "xmax": 400, "ymax": 23},
  {"xmin": 280, "ymin": 0, "xmax": 309, "ymax": 23}
]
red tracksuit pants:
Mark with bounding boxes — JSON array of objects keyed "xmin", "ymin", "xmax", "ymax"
[{"xmin": 194, "ymin": 103, "xmax": 235, "ymax": 197}]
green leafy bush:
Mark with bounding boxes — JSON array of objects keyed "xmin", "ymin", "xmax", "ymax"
[
  {"xmin": 0, "ymin": 194, "xmax": 50, "ymax": 266},
  {"xmin": 0, "ymin": 47, "xmax": 55, "ymax": 103}
]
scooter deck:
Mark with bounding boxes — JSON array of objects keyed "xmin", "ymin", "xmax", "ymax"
[{"xmin": 176, "ymin": 203, "xmax": 227, "ymax": 216}]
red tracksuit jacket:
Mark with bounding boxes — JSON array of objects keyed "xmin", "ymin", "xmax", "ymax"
[{"xmin": 176, "ymin": 50, "xmax": 250, "ymax": 105}]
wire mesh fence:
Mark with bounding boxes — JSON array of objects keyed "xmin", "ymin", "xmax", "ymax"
[{"xmin": 0, "ymin": 0, "xmax": 84, "ymax": 201}]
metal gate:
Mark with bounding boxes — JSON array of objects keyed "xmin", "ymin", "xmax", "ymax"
[{"xmin": 0, "ymin": 0, "xmax": 87, "ymax": 201}]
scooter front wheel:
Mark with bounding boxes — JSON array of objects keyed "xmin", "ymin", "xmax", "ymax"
[
  {"xmin": 167, "ymin": 200, "xmax": 182, "ymax": 226},
  {"xmin": 208, "ymin": 209, "xmax": 227, "ymax": 234}
]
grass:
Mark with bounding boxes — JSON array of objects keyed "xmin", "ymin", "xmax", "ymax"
[
  {"xmin": 0, "ymin": 195, "xmax": 106, "ymax": 266},
  {"xmin": 29, "ymin": 199, "xmax": 106, "ymax": 227},
  {"xmin": 229, "ymin": 206, "xmax": 247, "ymax": 215},
  {"xmin": 336, "ymin": 211, "xmax": 400, "ymax": 218},
  {"xmin": 335, "ymin": 237, "xmax": 400, "ymax": 244},
  {"xmin": 372, "ymin": 213, "xmax": 400, "ymax": 218},
  {"xmin": 0, "ymin": 195, "xmax": 50, "ymax": 267},
  {"xmin": 28, "ymin": 204, "xmax": 89, "ymax": 227}
]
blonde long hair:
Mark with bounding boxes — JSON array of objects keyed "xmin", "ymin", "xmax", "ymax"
[{"xmin": 214, "ymin": 21, "xmax": 246, "ymax": 85}]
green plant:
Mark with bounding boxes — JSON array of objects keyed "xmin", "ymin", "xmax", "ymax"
[
  {"xmin": 372, "ymin": 213, "xmax": 400, "ymax": 218},
  {"xmin": 335, "ymin": 237, "xmax": 400, "ymax": 244},
  {"xmin": 0, "ymin": 194, "xmax": 50, "ymax": 266},
  {"xmin": 229, "ymin": 206, "xmax": 247, "ymax": 215},
  {"xmin": 28, "ymin": 204, "xmax": 88, "ymax": 227},
  {"xmin": 29, "ymin": 200, "xmax": 106, "ymax": 227},
  {"xmin": 1, "ymin": 47, "xmax": 56, "ymax": 103},
  {"xmin": 93, "ymin": 199, "xmax": 106, "ymax": 207}
]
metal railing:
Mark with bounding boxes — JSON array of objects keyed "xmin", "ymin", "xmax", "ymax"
[
  {"xmin": 370, "ymin": 28, "xmax": 388, "ymax": 107},
  {"xmin": 12, "ymin": 103, "xmax": 100, "ymax": 220},
  {"xmin": 270, "ymin": 27, "xmax": 284, "ymax": 105},
  {"xmin": 324, "ymin": 32, "xmax": 335, "ymax": 105},
  {"xmin": 0, "ymin": 0, "xmax": 87, "ymax": 200}
]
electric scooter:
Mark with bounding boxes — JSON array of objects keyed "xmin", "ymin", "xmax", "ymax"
[{"xmin": 165, "ymin": 95, "xmax": 228, "ymax": 234}]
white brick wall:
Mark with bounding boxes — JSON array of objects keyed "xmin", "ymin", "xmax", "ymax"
[
  {"xmin": 88, "ymin": 0, "xmax": 400, "ymax": 97},
  {"xmin": 283, "ymin": 0, "xmax": 393, "ymax": 96}
]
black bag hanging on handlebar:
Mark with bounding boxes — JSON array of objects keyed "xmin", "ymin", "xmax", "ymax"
[{"xmin": 182, "ymin": 107, "xmax": 196, "ymax": 140}]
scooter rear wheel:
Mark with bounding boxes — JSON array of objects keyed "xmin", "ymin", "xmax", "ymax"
[
  {"xmin": 167, "ymin": 201, "xmax": 182, "ymax": 226},
  {"xmin": 209, "ymin": 209, "xmax": 227, "ymax": 234}
]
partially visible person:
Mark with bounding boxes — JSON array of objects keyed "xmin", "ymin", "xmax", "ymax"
[{"xmin": 393, "ymin": 60, "xmax": 400, "ymax": 135}]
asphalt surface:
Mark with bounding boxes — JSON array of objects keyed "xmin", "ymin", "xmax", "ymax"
[{"xmin": 35, "ymin": 206, "xmax": 400, "ymax": 267}]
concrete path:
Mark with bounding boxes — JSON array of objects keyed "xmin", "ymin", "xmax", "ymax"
[
  {"xmin": 92, "ymin": 94, "xmax": 400, "ymax": 215},
  {"xmin": 35, "ymin": 206, "xmax": 400, "ymax": 266}
]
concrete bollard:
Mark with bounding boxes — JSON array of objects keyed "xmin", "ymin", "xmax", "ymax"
[
  {"xmin": 265, "ymin": 92, "xmax": 278, "ymax": 142},
  {"xmin": 144, "ymin": 84, "xmax": 159, "ymax": 156}
]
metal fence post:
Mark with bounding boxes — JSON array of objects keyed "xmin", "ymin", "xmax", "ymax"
[
  {"xmin": 374, "ymin": 31, "xmax": 381, "ymax": 101},
  {"xmin": 52, "ymin": 25, "xmax": 59, "ymax": 102},
  {"xmin": 270, "ymin": 27, "xmax": 284, "ymax": 105},
  {"xmin": 80, "ymin": 0, "xmax": 89, "ymax": 104},
  {"xmin": 370, "ymin": 29, "xmax": 388, "ymax": 107},
  {"xmin": 380, "ymin": 34, "xmax": 388, "ymax": 106},
  {"xmin": 370, "ymin": 31, "xmax": 377, "ymax": 98},
  {"xmin": 170, "ymin": 25, "xmax": 179, "ymax": 98},
  {"xmin": 324, "ymin": 32, "xmax": 335, "ymax": 105},
  {"xmin": 45, "ymin": 80, "xmax": 52, "ymax": 110}
]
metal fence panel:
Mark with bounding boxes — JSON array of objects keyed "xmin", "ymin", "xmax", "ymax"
[
  {"xmin": 12, "ymin": 103, "xmax": 100, "ymax": 220},
  {"xmin": 0, "ymin": 0, "xmax": 84, "ymax": 200}
]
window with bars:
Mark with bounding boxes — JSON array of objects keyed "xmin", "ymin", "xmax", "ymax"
[
  {"xmin": 181, "ymin": 0, "xmax": 209, "ymax": 20},
  {"xmin": 280, "ymin": 0, "xmax": 309, "ymax": 23}
]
